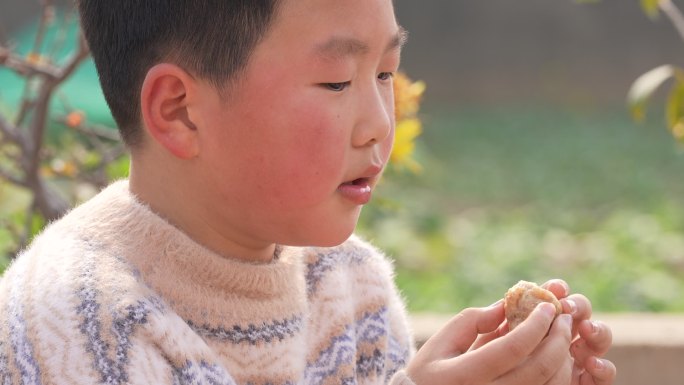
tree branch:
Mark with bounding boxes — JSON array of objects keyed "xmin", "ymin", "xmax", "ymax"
[
  {"xmin": 55, "ymin": 33, "xmax": 90, "ymax": 82},
  {"xmin": 0, "ymin": 114, "xmax": 23, "ymax": 146},
  {"xmin": 0, "ymin": 166, "xmax": 26, "ymax": 187},
  {"xmin": 0, "ymin": 46, "xmax": 61, "ymax": 78}
]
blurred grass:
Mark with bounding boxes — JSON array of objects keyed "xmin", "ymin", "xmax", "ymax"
[{"xmin": 358, "ymin": 104, "xmax": 684, "ymax": 313}]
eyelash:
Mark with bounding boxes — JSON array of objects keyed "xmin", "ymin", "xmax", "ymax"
[{"xmin": 324, "ymin": 72, "xmax": 395, "ymax": 92}]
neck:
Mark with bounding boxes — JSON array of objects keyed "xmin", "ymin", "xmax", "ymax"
[{"xmin": 128, "ymin": 152, "xmax": 276, "ymax": 264}]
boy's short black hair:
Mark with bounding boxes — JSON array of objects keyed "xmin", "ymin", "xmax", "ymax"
[{"xmin": 78, "ymin": 0, "xmax": 280, "ymax": 147}]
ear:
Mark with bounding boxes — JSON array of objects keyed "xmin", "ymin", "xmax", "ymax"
[{"xmin": 140, "ymin": 63, "xmax": 199, "ymax": 159}]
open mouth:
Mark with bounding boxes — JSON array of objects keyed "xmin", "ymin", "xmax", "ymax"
[
  {"xmin": 346, "ymin": 177, "xmax": 370, "ymax": 186},
  {"xmin": 338, "ymin": 177, "xmax": 373, "ymax": 204}
]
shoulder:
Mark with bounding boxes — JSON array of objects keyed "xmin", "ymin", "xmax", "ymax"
[{"xmin": 1, "ymin": 182, "xmax": 155, "ymax": 317}]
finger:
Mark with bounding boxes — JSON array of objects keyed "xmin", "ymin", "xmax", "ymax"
[
  {"xmin": 561, "ymin": 293, "xmax": 592, "ymax": 337},
  {"xmin": 561, "ymin": 293, "xmax": 592, "ymax": 321},
  {"xmin": 541, "ymin": 279, "xmax": 570, "ymax": 300},
  {"xmin": 571, "ymin": 364, "xmax": 584, "ymax": 385},
  {"xmin": 471, "ymin": 320, "xmax": 509, "ymax": 351},
  {"xmin": 459, "ymin": 302, "xmax": 558, "ymax": 382},
  {"xmin": 579, "ymin": 357, "xmax": 617, "ymax": 385},
  {"xmin": 543, "ymin": 352, "xmax": 573, "ymax": 385},
  {"xmin": 571, "ymin": 320, "xmax": 613, "ymax": 363},
  {"xmin": 427, "ymin": 302, "xmax": 504, "ymax": 357},
  {"xmin": 495, "ymin": 314, "xmax": 573, "ymax": 385}
]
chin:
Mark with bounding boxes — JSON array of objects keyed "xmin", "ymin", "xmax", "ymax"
[{"xmin": 284, "ymin": 221, "xmax": 357, "ymax": 248}]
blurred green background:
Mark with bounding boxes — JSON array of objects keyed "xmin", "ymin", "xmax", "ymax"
[{"xmin": 2, "ymin": 0, "xmax": 684, "ymax": 313}]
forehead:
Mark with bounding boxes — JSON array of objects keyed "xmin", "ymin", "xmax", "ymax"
[
  {"xmin": 313, "ymin": 27, "xmax": 407, "ymax": 62},
  {"xmin": 267, "ymin": 0, "xmax": 400, "ymax": 53}
]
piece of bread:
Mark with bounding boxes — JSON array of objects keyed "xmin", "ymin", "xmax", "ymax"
[{"xmin": 504, "ymin": 280, "xmax": 562, "ymax": 330}]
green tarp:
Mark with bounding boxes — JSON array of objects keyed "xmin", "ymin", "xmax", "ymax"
[{"xmin": 0, "ymin": 9, "xmax": 115, "ymax": 128}]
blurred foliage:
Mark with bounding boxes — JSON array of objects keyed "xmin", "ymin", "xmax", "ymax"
[
  {"xmin": 359, "ymin": 106, "xmax": 684, "ymax": 313},
  {"xmin": 389, "ymin": 73, "xmax": 426, "ymax": 173},
  {"xmin": 593, "ymin": 0, "xmax": 684, "ymax": 141},
  {"xmin": 0, "ymin": 5, "xmax": 124, "ymax": 257}
]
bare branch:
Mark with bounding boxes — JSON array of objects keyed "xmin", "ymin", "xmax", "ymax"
[
  {"xmin": 73, "ymin": 123, "xmax": 121, "ymax": 142},
  {"xmin": 55, "ymin": 33, "xmax": 90, "ymax": 82},
  {"xmin": 0, "ymin": 114, "xmax": 22, "ymax": 145},
  {"xmin": 0, "ymin": 166, "xmax": 26, "ymax": 187},
  {"xmin": 48, "ymin": 8, "xmax": 76, "ymax": 59},
  {"xmin": 0, "ymin": 45, "xmax": 61, "ymax": 78},
  {"xmin": 14, "ymin": 81, "xmax": 36, "ymax": 127},
  {"xmin": 30, "ymin": 3, "xmax": 54, "ymax": 57}
]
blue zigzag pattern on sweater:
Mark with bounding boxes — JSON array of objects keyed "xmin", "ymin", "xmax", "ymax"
[
  {"xmin": 7, "ymin": 264, "xmax": 41, "ymax": 385},
  {"xmin": 306, "ymin": 245, "xmax": 368, "ymax": 296},
  {"xmin": 0, "ymin": 343, "xmax": 10, "ymax": 385},
  {"xmin": 187, "ymin": 314, "xmax": 303, "ymax": 345},
  {"xmin": 172, "ymin": 360, "xmax": 237, "ymax": 385},
  {"xmin": 0, "ymin": 302, "xmax": 12, "ymax": 385},
  {"xmin": 385, "ymin": 333, "xmax": 410, "ymax": 382},
  {"xmin": 76, "ymin": 250, "xmax": 152, "ymax": 385},
  {"xmin": 303, "ymin": 307, "xmax": 395, "ymax": 384}
]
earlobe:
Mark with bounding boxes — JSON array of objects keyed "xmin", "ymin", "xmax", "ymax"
[{"xmin": 140, "ymin": 63, "xmax": 199, "ymax": 159}]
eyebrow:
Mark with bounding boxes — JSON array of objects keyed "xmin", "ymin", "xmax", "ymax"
[{"xmin": 314, "ymin": 26, "xmax": 408, "ymax": 61}]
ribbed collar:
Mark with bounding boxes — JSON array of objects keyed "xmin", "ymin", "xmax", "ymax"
[{"xmin": 73, "ymin": 180, "xmax": 304, "ymax": 300}]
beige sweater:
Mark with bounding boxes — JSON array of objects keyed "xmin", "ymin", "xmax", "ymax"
[{"xmin": 0, "ymin": 181, "xmax": 416, "ymax": 385}]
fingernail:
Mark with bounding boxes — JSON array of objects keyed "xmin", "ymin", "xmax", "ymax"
[
  {"xmin": 566, "ymin": 299, "xmax": 578, "ymax": 315},
  {"xmin": 593, "ymin": 357, "xmax": 605, "ymax": 371},
  {"xmin": 560, "ymin": 314, "xmax": 573, "ymax": 328},
  {"xmin": 539, "ymin": 302, "xmax": 556, "ymax": 318},
  {"xmin": 591, "ymin": 321, "xmax": 600, "ymax": 335}
]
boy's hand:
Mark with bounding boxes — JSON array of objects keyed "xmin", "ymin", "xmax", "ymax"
[
  {"xmin": 541, "ymin": 279, "xmax": 616, "ymax": 385},
  {"xmin": 406, "ymin": 301, "xmax": 574, "ymax": 384}
]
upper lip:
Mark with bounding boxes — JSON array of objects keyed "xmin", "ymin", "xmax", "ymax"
[{"xmin": 343, "ymin": 164, "xmax": 383, "ymax": 184}]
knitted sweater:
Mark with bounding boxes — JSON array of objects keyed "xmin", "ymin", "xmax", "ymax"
[{"xmin": 0, "ymin": 181, "xmax": 416, "ymax": 385}]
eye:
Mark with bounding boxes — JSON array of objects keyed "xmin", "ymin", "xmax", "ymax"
[
  {"xmin": 378, "ymin": 72, "xmax": 394, "ymax": 81},
  {"xmin": 324, "ymin": 81, "xmax": 351, "ymax": 92}
]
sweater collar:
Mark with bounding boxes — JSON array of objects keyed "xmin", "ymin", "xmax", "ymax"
[{"xmin": 81, "ymin": 180, "xmax": 304, "ymax": 299}]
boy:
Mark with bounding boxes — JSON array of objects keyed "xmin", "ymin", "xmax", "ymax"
[{"xmin": 0, "ymin": 0, "xmax": 615, "ymax": 384}]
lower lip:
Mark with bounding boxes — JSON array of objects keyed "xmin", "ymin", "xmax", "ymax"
[{"xmin": 338, "ymin": 181, "xmax": 372, "ymax": 205}]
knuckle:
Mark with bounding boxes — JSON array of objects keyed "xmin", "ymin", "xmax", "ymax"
[{"xmin": 450, "ymin": 307, "xmax": 478, "ymax": 324}]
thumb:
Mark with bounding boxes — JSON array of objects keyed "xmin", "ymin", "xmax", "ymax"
[{"xmin": 427, "ymin": 301, "xmax": 505, "ymax": 358}]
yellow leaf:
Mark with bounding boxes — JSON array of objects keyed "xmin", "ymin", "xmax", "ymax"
[
  {"xmin": 666, "ymin": 80, "xmax": 684, "ymax": 129},
  {"xmin": 391, "ymin": 118, "xmax": 423, "ymax": 173},
  {"xmin": 394, "ymin": 72, "xmax": 426, "ymax": 121},
  {"xmin": 641, "ymin": 0, "xmax": 661, "ymax": 20},
  {"xmin": 628, "ymin": 65, "xmax": 676, "ymax": 122},
  {"xmin": 672, "ymin": 121, "xmax": 684, "ymax": 141}
]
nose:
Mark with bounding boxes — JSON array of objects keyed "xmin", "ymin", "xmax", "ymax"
[{"xmin": 352, "ymin": 83, "xmax": 393, "ymax": 148}]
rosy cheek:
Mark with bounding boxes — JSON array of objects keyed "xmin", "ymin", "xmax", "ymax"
[{"xmin": 268, "ymin": 112, "xmax": 347, "ymax": 202}]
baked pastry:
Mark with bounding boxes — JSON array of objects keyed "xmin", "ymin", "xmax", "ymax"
[{"xmin": 504, "ymin": 280, "xmax": 562, "ymax": 330}]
